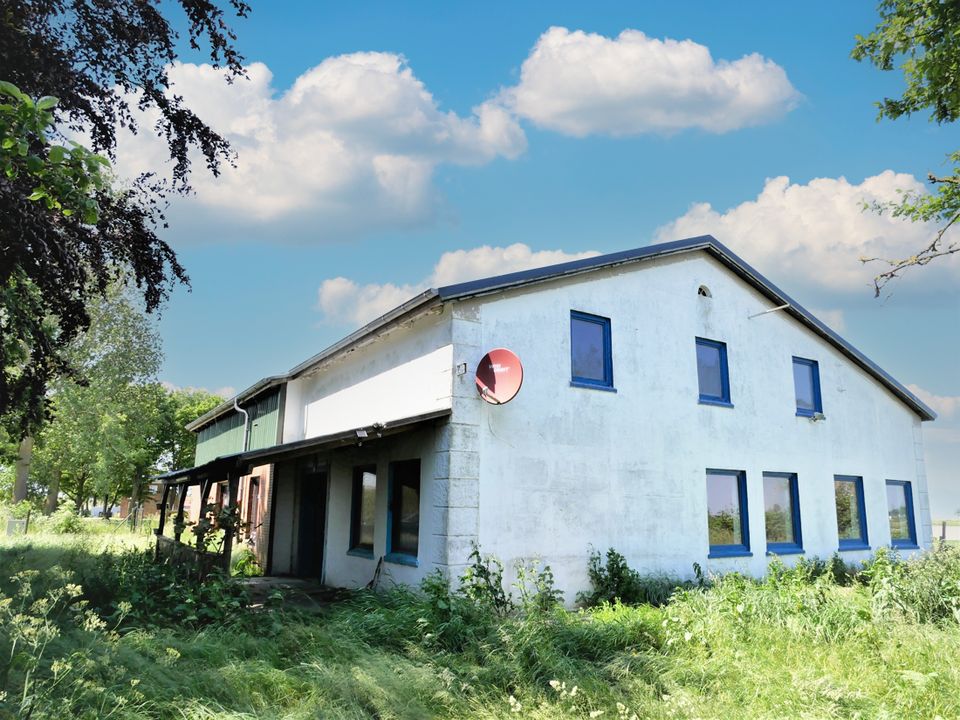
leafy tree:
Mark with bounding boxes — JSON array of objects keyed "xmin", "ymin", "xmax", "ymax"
[
  {"xmin": 163, "ymin": 388, "xmax": 225, "ymax": 471},
  {"xmin": 31, "ymin": 286, "xmax": 165, "ymax": 514},
  {"xmin": 0, "ymin": 0, "xmax": 249, "ymax": 439},
  {"xmin": 853, "ymin": 0, "xmax": 960, "ymax": 295}
]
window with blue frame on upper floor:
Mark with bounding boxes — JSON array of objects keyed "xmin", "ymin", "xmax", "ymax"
[
  {"xmin": 886, "ymin": 480, "xmax": 918, "ymax": 549},
  {"xmin": 386, "ymin": 458, "xmax": 420, "ymax": 565},
  {"xmin": 763, "ymin": 472, "xmax": 803, "ymax": 555},
  {"xmin": 696, "ymin": 337, "xmax": 731, "ymax": 406},
  {"xmin": 834, "ymin": 475, "xmax": 869, "ymax": 550},
  {"xmin": 707, "ymin": 469, "xmax": 751, "ymax": 557},
  {"xmin": 348, "ymin": 465, "xmax": 376, "ymax": 557},
  {"xmin": 570, "ymin": 310, "xmax": 614, "ymax": 390},
  {"xmin": 792, "ymin": 357, "xmax": 822, "ymax": 417}
]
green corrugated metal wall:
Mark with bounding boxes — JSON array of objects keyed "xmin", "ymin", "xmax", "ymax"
[
  {"xmin": 194, "ymin": 389, "xmax": 282, "ymax": 465},
  {"xmin": 246, "ymin": 389, "xmax": 281, "ymax": 452}
]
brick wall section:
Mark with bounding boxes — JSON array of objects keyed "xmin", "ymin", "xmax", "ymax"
[{"xmin": 255, "ymin": 463, "xmax": 274, "ymax": 570}]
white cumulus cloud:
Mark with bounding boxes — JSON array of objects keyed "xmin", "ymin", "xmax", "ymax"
[
  {"xmin": 111, "ymin": 56, "xmax": 526, "ymax": 235},
  {"xmin": 655, "ymin": 171, "xmax": 960, "ymax": 292},
  {"xmin": 317, "ymin": 243, "xmax": 599, "ymax": 326},
  {"xmin": 807, "ymin": 308, "xmax": 846, "ymax": 332},
  {"xmin": 907, "ymin": 384, "xmax": 960, "ymax": 419},
  {"xmin": 500, "ymin": 27, "xmax": 800, "ymax": 137}
]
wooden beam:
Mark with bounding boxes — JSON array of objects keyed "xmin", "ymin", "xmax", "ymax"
[
  {"xmin": 195, "ymin": 476, "xmax": 214, "ymax": 551},
  {"xmin": 173, "ymin": 484, "xmax": 189, "ymax": 542},
  {"xmin": 220, "ymin": 471, "xmax": 241, "ymax": 572},
  {"xmin": 154, "ymin": 483, "xmax": 171, "ymax": 561}
]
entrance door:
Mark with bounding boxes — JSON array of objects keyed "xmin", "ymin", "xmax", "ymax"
[{"xmin": 295, "ymin": 471, "xmax": 327, "ymax": 580}]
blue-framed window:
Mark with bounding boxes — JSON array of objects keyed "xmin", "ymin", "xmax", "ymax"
[
  {"xmin": 696, "ymin": 338, "xmax": 731, "ymax": 406},
  {"xmin": 348, "ymin": 465, "xmax": 376, "ymax": 557},
  {"xmin": 386, "ymin": 459, "xmax": 420, "ymax": 565},
  {"xmin": 706, "ymin": 469, "xmax": 751, "ymax": 557},
  {"xmin": 570, "ymin": 311, "xmax": 614, "ymax": 390},
  {"xmin": 792, "ymin": 357, "xmax": 822, "ymax": 417},
  {"xmin": 763, "ymin": 472, "xmax": 803, "ymax": 554},
  {"xmin": 834, "ymin": 475, "xmax": 869, "ymax": 550},
  {"xmin": 885, "ymin": 480, "xmax": 918, "ymax": 549}
]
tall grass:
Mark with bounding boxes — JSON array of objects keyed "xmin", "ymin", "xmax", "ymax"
[{"xmin": 1, "ymin": 532, "xmax": 960, "ymax": 719}]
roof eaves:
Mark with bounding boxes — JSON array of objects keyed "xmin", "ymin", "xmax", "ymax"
[
  {"xmin": 286, "ymin": 289, "xmax": 440, "ymax": 378},
  {"xmin": 185, "ymin": 289, "xmax": 441, "ymax": 432},
  {"xmin": 698, "ymin": 242, "xmax": 937, "ymax": 422}
]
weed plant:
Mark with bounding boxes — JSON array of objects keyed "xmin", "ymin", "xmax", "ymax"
[{"xmin": 1, "ymin": 532, "xmax": 960, "ymax": 719}]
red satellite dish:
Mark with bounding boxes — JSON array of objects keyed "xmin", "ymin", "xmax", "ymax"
[{"xmin": 475, "ymin": 348, "xmax": 523, "ymax": 405}]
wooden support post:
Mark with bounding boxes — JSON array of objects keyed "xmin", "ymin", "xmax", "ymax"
[
  {"xmin": 173, "ymin": 484, "xmax": 189, "ymax": 542},
  {"xmin": 155, "ymin": 484, "xmax": 171, "ymax": 536},
  {"xmin": 221, "ymin": 472, "xmax": 241, "ymax": 572},
  {"xmin": 195, "ymin": 477, "xmax": 213, "ymax": 551},
  {"xmin": 154, "ymin": 483, "xmax": 171, "ymax": 561}
]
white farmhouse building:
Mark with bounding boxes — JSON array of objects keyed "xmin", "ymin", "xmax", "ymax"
[{"xmin": 156, "ymin": 235, "xmax": 936, "ymax": 600}]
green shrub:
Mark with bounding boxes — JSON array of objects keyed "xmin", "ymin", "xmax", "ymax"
[
  {"xmin": 514, "ymin": 557, "xmax": 564, "ymax": 613},
  {"xmin": 860, "ymin": 544, "xmax": 960, "ymax": 624},
  {"xmin": 8, "ymin": 499, "xmax": 33, "ymax": 520},
  {"xmin": 579, "ymin": 547, "xmax": 684, "ymax": 607},
  {"xmin": 459, "ymin": 544, "xmax": 513, "ymax": 616},
  {"xmin": 74, "ymin": 548, "xmax": 251, "ymax": 627},
  {"xmin": 230, "ymin": 546, "xmax": 262, "ymax": 577},
  {"xmin": 44, "ymin": 505, "xmax": 84, "ymax": 534}
]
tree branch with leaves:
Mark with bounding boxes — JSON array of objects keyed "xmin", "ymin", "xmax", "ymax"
[
  {"xmin": 852, "ymin": 0, "xmax": 960, "ymax": 295},
  {"xmin": 0, "ymin": 0, "xmax": 248, "ymax": 440}
]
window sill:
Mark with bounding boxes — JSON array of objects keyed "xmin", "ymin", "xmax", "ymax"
[
  {"xmin": 699, "ymin": 397, "xmax": 734, "ymax": 408},
  {"xmin": 570, "ymin": 380, "xmax": 617, "ymax": 393},
  {"xmin": 838, "ymin": 543, "xmax": 871, "ymax": 552},
  {"xmin": 385, "ymin": 552, "xmax": 419, "ymax": 567},
  {"xmin": 347, "ymin": 547, "xmax": 374, "ymax": 559},
  {"xmin": 767, "ymin": 546, "xmax": 805, "ymax": 556},
  {"xmin": 795, "ymin": 410, "xmax": 823, "ymax": 418},
  {"xmin": 708, "ymin": 548, "xmax": 752, "ymax": 559},
  {"xmin": 891, "ymin": 542, "xmax": 919, "ymax": 550}
]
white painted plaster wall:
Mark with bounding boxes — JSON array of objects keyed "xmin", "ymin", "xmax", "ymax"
[
  {"xmin": 321, "ymin": 426, "xmax": 446, "ymax": 589},
  {"xmin": 452, "ymin": 252, "xmax": 933, "ymax": 604},
  {"xmin": 287, "ymin": 311, "xmax": 454, "ymax": 442}
]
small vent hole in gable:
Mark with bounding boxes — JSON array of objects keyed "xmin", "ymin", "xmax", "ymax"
[{"xmin": 698, "ymin": 285, "xmax": 712, "ymax": 298}]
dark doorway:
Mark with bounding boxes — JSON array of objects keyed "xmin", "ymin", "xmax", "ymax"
[{"xmin": 295, "ymin": 471, "xmax": 327, "ymax": 580}]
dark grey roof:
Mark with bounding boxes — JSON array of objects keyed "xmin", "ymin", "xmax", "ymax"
[
  {"xmin": 436, "ymin": 236, "xmax": 717, "ymax": 299},
  {"xmin": 190, "ymin": 234, "xmax": 935, "ymax": 426}
]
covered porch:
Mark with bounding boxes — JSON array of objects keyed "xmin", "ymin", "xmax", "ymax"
[{"xmin": 153, "ymin": 409, "xmax": 450, "ymax": 581}]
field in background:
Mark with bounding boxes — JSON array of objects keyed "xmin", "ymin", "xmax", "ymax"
[{"xmin": 2, "ymin": 527, "xmax": 960, "ymax": 719}]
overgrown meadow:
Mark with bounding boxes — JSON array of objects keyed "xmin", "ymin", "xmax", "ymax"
[{"xmin": 2, "ymin": 523, "xmax": 960, "ymax": 720}]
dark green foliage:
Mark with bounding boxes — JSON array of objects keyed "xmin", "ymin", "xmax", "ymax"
[
  {"xmin": 71, "ymin": 548, "xmax": 250, "ymax": 628},
  {"xmin": 0, "ymin": 0, "xmax": 249, "ymax": 438},
  {"xmin": 579, "ymin": 547, "xmax": 686, "ymax": 607}
]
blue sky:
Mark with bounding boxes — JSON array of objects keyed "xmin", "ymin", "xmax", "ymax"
[{"xmin": 141, "ymin": 1, "xmax": 959, "ymax": 516}]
